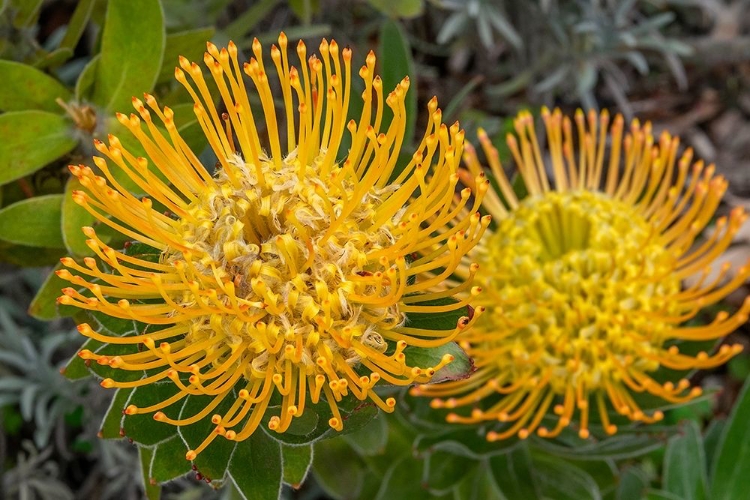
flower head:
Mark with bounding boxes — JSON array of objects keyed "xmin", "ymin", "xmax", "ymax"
[
  {"xmin": 57, "ymin": 35, "xmax": 488, "ymax": 460},
  {"xmin": 412, "ymin": 108, "xmax": 750, "ymax": 440}
]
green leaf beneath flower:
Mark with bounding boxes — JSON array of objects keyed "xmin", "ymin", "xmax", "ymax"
[
  {"xmin": 229, "ymin": 431, "xmax": 283, "ymax": 500},
  {"xmin": 403, "ymin": 341, "xmax": 472, "ymax": 384},
  {"xmin": 0, "ymin": 111, "xmax": 77, "ymax": 186},
  {"xmin": 139, "ymin": 446, "xmax": 162, "ymax": 500},
  {"xmin": 282, "ymin": 444, "xmax": 313, "ymax": 487}
]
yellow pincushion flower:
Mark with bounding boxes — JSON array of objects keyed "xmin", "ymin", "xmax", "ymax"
[
  {"xmin": 56, "ymin": 34, "xmax": 489, "ymax": 460},
  {"xmin": 412, "ymin": 108, "xmax": 750, "ymax": 441}
]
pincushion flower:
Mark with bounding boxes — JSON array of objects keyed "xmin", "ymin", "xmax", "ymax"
[
  {"xmin": 412, "ymin": 108, "xmax": 750, "ymax": 441},
  {"xmin": 56, "ymin": 34, "xmax": 489, "ymax": 460}
]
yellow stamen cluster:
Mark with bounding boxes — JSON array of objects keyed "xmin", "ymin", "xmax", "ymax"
[
  {"xmin": 57, "ymin": 35, "xmax": 489, "ymax": 460},
  {"xmin": 412, "ymin": 108, "xmax": 750, "ymax": 441}
]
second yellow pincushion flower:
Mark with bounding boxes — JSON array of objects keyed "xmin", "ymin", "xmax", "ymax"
[
  {"xmin": 56, "ymin": 34, "xmax": 489, "ymax": 460},
  {"xmin": 413, "ymin": 108, "xmax": 750, "ymax": 441}
]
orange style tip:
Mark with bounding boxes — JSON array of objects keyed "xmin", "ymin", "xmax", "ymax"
[
  {"xmin": 78, "ymin": 349, "xmax": 92, "ymax": 358},
  {"xmin": 606, "ymin": 425, "xmax": 618, "ymax": 435},
  {"xmin": 690, "ymin": 387, "xmax": 703, "ymax": 397},
  {"xmin": 59, "ymin": 256, "xmax": 74, "ymax": 266},
  {"xmin": 579, "ymin": 429, "xmax": 590, "ymax": 439},
  {"xmin": 185, "ymin": 450, "xmax": 197, "ymax": 461},
  {"xmin": 124, "ymin": 405, "xmax": 138, "ymax": 415},
  {"xmin": 485, "ymin": 431, "xmax": 498, "ymax": 442},
  {"xmin": 225, "ymin": 430, "xmax": 237, "ymax": 440},
  {"xmin": 153, "ymin": 412, "xmax": 166, "ymax": 421},
  {"xmin": 537, "ymin": 427, "xmax": 549, "ymax": 437},
  {"xmin": 100, "ymin": 379, "xmax": 115, "ymax": 389},
  {"xmin": 328, "ymin": 418, "xmax": 340, "ymax": 429},
  {"xmin": 385, "ymin": 397, "xmax": 396, "ymax": 409},
  {"xmin": 446, "ymin": 413, "xmax": 459, "ymax": 423},
  {"xmin": 654, "ymin": 411, "xmax": 665, "ymax": 421},
  {"xmin": 518, "ymin": 429, "xmax": 530, "ymax": 440}
]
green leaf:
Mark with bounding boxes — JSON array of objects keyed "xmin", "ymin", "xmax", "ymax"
[
  {"xmin": 288, "ymin": 0, "xmax": 320, "ymax": 23},
  {"xmin": 378, "ymin": 20, "xmax": 416, "ymax": 148},
  {"xmin": 123, "ymin": 384, "xmax": 182, "ymax": 446},
  {"xmin": 282, "ymin": 444, "xmax": 313, "ymax": 487},
  {"xmin": 62, "ymin": 337, "xmax": 101, "ymax": 380},
  {"xmin": 616, "ymin": 467, "xmax": 650, "ymax": 500},
  {"xmin": 343, "ymin": 412, "xmax": 388, "ymax": 456},
  {"xmin": 314, "ymin": 437, "xmax": 367, "ymax": 498},
  {"xmin": 157, "ymin": 28, "xmax": 216, "ymax": 84},
  {"xmin": 403, "ymin": 342, "xmax": 472, "ymax": 384},
  {"xmin": 0, "ymin": 111, "xmax": 77, "ymax": 185},
  {"xmin": 0, "ymin": 251, "xmax": 53, "ymax": 276},
  {"xmin": 150, "ymin": 435, "xmax": 192, "ymax": 483},
  {"xmin": 424, "ymin": 450, "xmax": 476, "ymax": 494},
  {"xmin": 223, "ymin": 0, "xmax": 279, "ymax": 41},
  {"xmin": 0, "ymin": 195, "xmax": 65, "ymax": 248},
  {"xmin": 261, "ymin": 398, "xmax": 378, "ymax": 447},
  {"xmin": 647, "ymin": 490, "xmax": 684, "ymax": 500},
  {"xmin": 374, "ymin": 455, "xmax": 427, "ymax": 500},
  {"xmin": 28, "ymin": 262, "xmax": 67, "ymax": 320},
  {"xmin": 59, "ymin": 0, "xmax": 95, "ymax": 52},
  {"xmin": 369, "ymin": 0, "xmax": 424, "ymax": 19},
  {"xmin": 229, "ymin": 431, "xmax": 283, "ymax": 500},
  {"xmin": 34, "ymin": 48, "xmax": 74, "ymax": 70},
  {"xmin": 62, "ymin": 176, "xmax": 96, "ymax": 256},
  {"xmin": 663, "ymin": 420, "xmax": 707, "ymax": 500},
  {"xmin": 76, "ymin": 56, "xmax": 99, "ymax": 101},
  {"xmin": 531, "ymin": 433, "xmax": 664, "ymax": 461},
  {"xmin": 99, "ymin": 388, "xmax": 134, "ymax": 438},
  {"xmin": 413, "ymin": 425, "xmax": 519, "ymax": 459},
  {"xmin": 9, "ymin": 0, "xmax": 42, "ymax": 27},
  {"xmin": 454, "ymin": 462, "xmax": 505, "ymax": 500},
  {"xmin": 710, "ymin": 377, "xmax": 750, "ymax": 500},
  {"xmin": 93, "ymin": 0, "xmax": 166, "ymax": 113},
  {"xmin": 533, "ymin": 453, "xmax": 602, "ymax": 500},
  {"xmin": 179, "ymin": 393, "xmax": 237, "ymax": 480},
  {"xmin": 489, "ymin": 444, "xmax": 542, "ymax": 499},
  {"xmin": 0, "ymin": 61, "xmax": 72, "ymax": 112},
  {"xmin": 403, "ymin": 296, "xmax": 470, "ymax": 331},
  {"xmin": 703, "ymin": 418, "xmax": 725, "ymax": 478},
  {"xmin": 139, "ymin": 446, "xmax": 162, "ymax": 500}
]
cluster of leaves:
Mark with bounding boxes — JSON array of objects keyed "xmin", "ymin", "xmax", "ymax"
[{"xmin": 313, "ymin": 380, "xmax": 750, "ymax": 500}]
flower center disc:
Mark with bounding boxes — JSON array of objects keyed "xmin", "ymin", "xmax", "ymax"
[
  {"xmin": 168, "ymin": 152, "xmax": 402, "ymax": 370},
  {"xmin": 480, "ymin": 190, "xmax": 680, "ymax": 393}
]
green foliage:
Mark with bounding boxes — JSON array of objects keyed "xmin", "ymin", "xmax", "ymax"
[
  {"xmin": 0, "ymin": 195, "xmax": 65, "ymax": 248},
  {"xmin": 93, "ymin": 0, "xmax": 165, "ymax": 113},
  {"xmin": 0, "ymin": 61, "xmax": 71, "ymax": 112},
  {"xmin": 378, "ymin": 20, "xmax": 416, "ymax": 147},
  {"xmin": 710, "ymin": 377, "xmax": 750, "ymax": 499},
  {"xmin": 0, "ymin": 112, "xmax": 76, "ymax": 185}
]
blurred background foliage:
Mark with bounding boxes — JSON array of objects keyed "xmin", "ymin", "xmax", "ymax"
[{"xmin": 1, "ymin": 0, "xmax": 750, "ymax": 498}]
